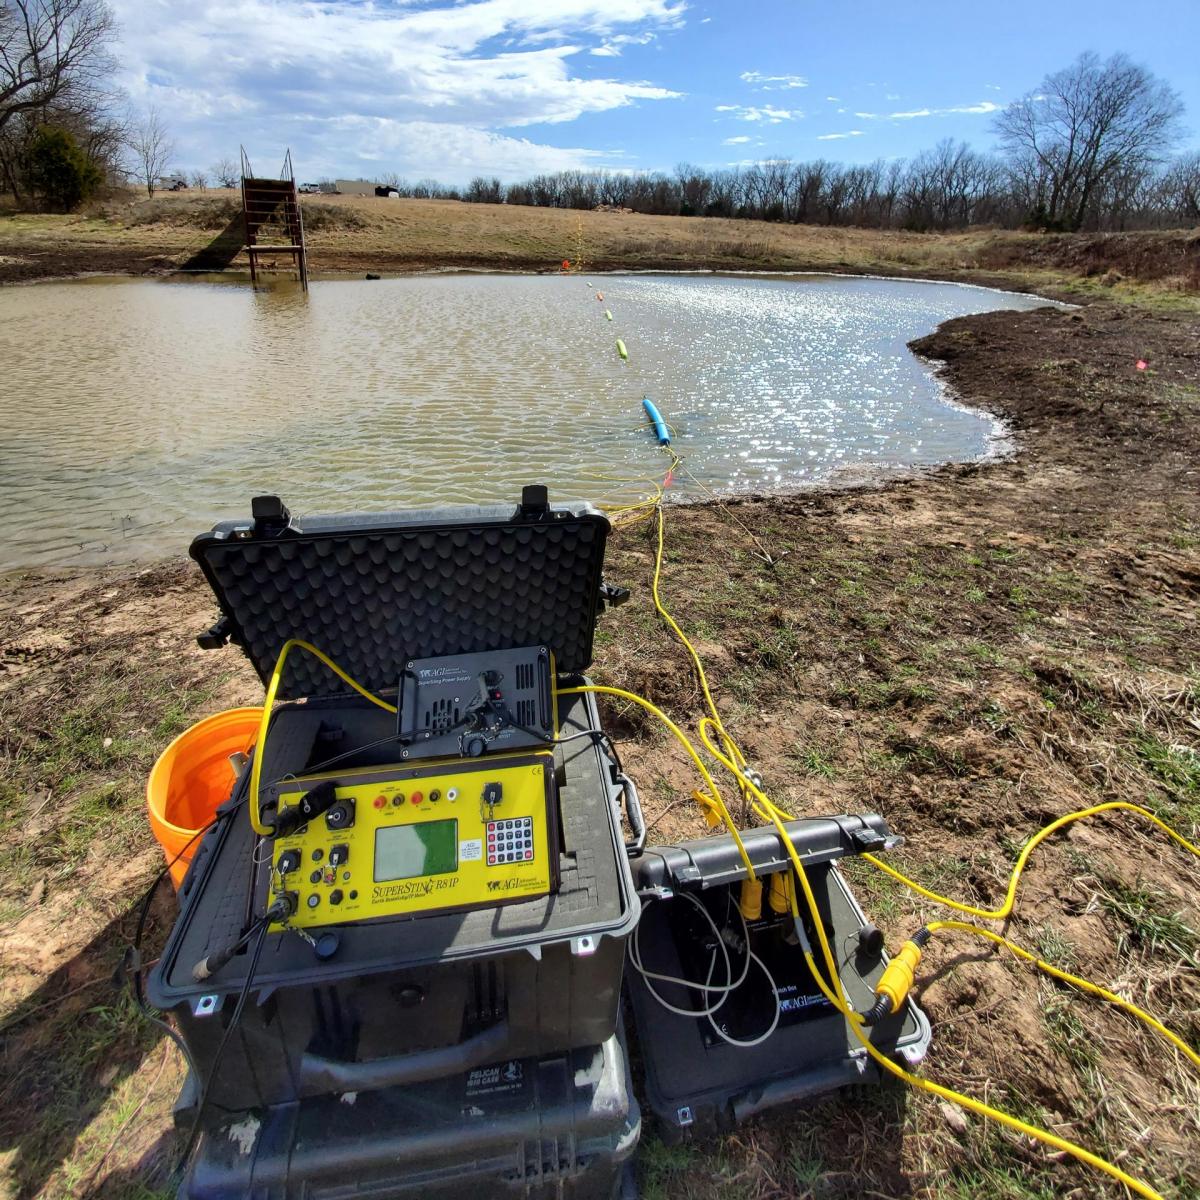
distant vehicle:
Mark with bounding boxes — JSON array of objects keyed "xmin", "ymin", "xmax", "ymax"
[
  {"xmin": 299, "ymin": 183, "xmax": 320, "ymax": 193},
  {"xmin": 158, "ymin": 176, "xmax": 188, "ymax": 192}
]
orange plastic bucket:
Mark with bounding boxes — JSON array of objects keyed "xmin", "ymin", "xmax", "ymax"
[{"xmin": 146, "ymin": 707, "xmax": 262, "ymax": 889}]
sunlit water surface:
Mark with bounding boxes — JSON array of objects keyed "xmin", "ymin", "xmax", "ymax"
[{"xmin": 0, "ymin": 273, "xmax": 1051, "ymax": 569}]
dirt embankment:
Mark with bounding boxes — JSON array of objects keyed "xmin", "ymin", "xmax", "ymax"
[
  {"xmin": 974, "ymin": 227, "xmax": 1200, "ymax": 289},
  {"xmin": 0, "ymin": 300, "xmax": 1197, "ymax": 1199},
  {"xmin": 1, "ymin": 192, "xmax": 1198, "ymax": 301}
]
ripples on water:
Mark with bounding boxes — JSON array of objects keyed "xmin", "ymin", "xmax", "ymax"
[{"xmin": 0, "ymin": 273, "xmax": 1050, "ymax": 568}]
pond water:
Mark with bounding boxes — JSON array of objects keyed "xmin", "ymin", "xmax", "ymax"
[{"xmin": 0, "ymin": 273, "xmax": 1051, "ymax": 570}]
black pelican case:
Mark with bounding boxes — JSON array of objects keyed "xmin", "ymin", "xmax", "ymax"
[
  {"xmin": 183, "ymin": 1028, "xmax": 640, "ymax": 1200},
  {"xmin": 146, "ymin": 490, "xmax": 643, "ymax": 1186},
  {"xmin": 624, "ymin": 816, "xmax": 932, "ymax": 1141}
]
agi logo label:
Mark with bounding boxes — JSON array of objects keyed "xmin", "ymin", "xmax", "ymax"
[{"xmin": 487, "ymin": 876, "xmax": 538, "ymax": 893}]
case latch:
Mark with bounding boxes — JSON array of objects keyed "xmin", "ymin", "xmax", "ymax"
[
  {"xmin": 519, "ymin": 485, "xmax": 550, "ymax": 520},
  {"xmin": 599, "ymin": 581, "xmax": 630, "ymax": 610},
  {"xmin": 251, "ymin": 495, "xmax": 292, "ymax": 537},
  {"xmin": 197, "ymin": 615, "xmax": 232, "ymax": 650}
]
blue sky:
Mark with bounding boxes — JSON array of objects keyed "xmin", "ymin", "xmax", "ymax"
[{"xmin": 110, "ymin": 0, "xmax": 1200, "ymax": 183}]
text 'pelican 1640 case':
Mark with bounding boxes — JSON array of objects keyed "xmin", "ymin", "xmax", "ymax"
[{"xmin": 148, "ymin": 488, "xmax": 643, "ymax": 1199}]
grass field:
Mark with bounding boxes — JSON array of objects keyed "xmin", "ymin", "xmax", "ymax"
[{"xmin": 1, "ymin": 190, "xmax": 1198, "ymax": 308}]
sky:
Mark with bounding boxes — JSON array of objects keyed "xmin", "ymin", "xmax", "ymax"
[{"xmin": 108, "ymin": 0, "xmax": 1200, "ymax": 184}]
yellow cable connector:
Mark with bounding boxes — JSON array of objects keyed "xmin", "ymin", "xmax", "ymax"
[
  {"xmin": 869, "ymin": 937, "xmax": 925, "ymax": 1020},
  {"xmin": 694, "ymin": 789, "xmax": 723, "ymax": 828},
  {"xmin": 739, "ymin": 878, "xmax": 763, "ymax": 921},
  {"xmin": 767, "ymin": 870, "xmax": 793, "ymax": 915}
]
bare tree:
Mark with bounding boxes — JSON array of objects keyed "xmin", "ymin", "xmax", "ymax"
[
  {"xmin": 464, "ymin": 175, "xmax": 502, "ymax": 204},
  {"xmin": 675, "ymin": 162, "xmax": 711, "ymax": 215},
  {"xmin": 189, "ymin": 168, "xmax": 208, "ymax": 190},
  {"xmin": 995, "ymin": 51, "xmax": 1183, "ymax": 230},
  {"xmin": 0, "ymin": 0, "xmax": 116, "ymax": 133},
  {"xmin": 211, "ymin": 155, "xmax": 238, "ymax": 188},
  {"xmin": 129, "ymin": 107, "xmax": 173, "ymax": 196},
  {"xmin": 1161, "ymin": 152, "xmax": 1200, "ymax": 223}
]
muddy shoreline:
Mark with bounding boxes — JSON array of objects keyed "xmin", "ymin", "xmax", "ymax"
[
  {"xmin": 0, "ymin": 236, "xmax": 1068, "ymax": 301},
  {"xmin": 1, "ymin": 301, "xmax": 1198, "ymax": 1198}
]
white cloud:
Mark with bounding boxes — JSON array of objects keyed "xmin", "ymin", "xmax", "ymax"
[
  {"xmin": 817, "ymin": 130, "xmax": 864, "ymax": 140},
  {"xmin": 727, "ymin": 156, "xmax": 790, "ymax": 167},
  {"xmin": 986, "ymin": 83, "xmax": 1001, "ymax": 91},
  {"xmin": 320, "ymin": 117, "xmax": 616, "ymax": 178},
  {"xmin": 885, "ymin": 93, "xmax": 900, "ymax": 101},
  {"xmin": 590, "ymin": 30, "xmax": 657, "ymax": 56},
  {"xmin": 825, "ymin": 95, "xmax": 840, "ymax": 102},
  {"xmin": 715, "ymin": 103, "xmax": 798, "ymax": 123},
  {"xmin": 854, "ymin": 100, "xmax": 1002, "ymax": 121},
  {"xmin": 740, "ymin": 70, "xmax": 808, "ymax": 91},
  {"xmin": 722, "ymin": 135, "xmax": 752, "ymax": 144},
  {"xmin": 107, "ymin": 0, "xmax": 685, "ymax": 178}
]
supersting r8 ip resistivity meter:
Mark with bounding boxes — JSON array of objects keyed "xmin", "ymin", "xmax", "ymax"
[{"xmin": 264, "ymin": 751, "xmax": 559, "ymax": 930}]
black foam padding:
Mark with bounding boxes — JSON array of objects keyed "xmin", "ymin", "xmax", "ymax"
[{"xmin": 190, "ymin": 500, "xmax": 610, "ymax": 698}]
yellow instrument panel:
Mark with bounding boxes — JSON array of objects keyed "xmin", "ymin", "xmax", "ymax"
[{"xmin": 265, "ymin": 752, "xmax": 558, "ymax": 929}]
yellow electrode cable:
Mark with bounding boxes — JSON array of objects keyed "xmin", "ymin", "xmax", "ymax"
[
  {"xmin": 612, "ymin": 476, "xmax": 1198, "ymax": 1199},
  {"xmin": 249, "ymin": 638, "xmax": 398, "ymax": 836},
  {"xmin": 693, "ymin": 713, "xmax": 1174, "ymax": 1200},
  {"xmin": 861, "ymin": 800, "xmax": 1200, "ymax": 920},
  {"xmin": 926, "ymin": 920, "xmax": 1200, "ymax": 1071},
  {"xmin": 649, "ymin": 505, "xmax": 754, "ymax": 800},
  {"xmin": 558, "ymin": 683, "xmax": 755, "ymax": 878},
  {"xmin": 571, "ymin": 676, "xmax": 1173, "ymax": 1198}
]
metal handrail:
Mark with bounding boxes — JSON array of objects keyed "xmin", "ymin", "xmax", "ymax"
[{"xmin": 238, "ymin": 145, "xmax": 308, "ymax": 291}]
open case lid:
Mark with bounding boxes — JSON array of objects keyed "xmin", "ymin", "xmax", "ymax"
[{"xmin": 189, "ymin": 487, "xmax": 616, "ymax": 700}]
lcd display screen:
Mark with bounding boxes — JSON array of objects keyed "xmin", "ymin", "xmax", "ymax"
[{"xmin": 374, "ymin": 820, "xmax": 458, "ymax": 882}]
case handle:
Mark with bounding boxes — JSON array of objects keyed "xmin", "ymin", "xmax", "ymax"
[
  {"xmin": 299, "ymin": 1019, "xmax": 512, "ymax": 1097},
  {"xmin": 617, "ymin": 771, "xmax": 646, "ymax": 856}
]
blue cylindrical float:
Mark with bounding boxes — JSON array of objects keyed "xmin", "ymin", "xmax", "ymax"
[{"xmin": 642, "ymin": 397, "xmax": 671, "ymax": 446}]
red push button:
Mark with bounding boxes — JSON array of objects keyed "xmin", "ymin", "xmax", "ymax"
[
  {"xmin": 410, "ymin": 791, "xmax": 424, "ymax": 805},
  {"xmin": 373, "ymin": 795, "xmax": 387, "ymax": 809}
]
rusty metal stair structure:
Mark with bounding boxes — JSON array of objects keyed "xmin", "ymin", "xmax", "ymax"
[{"xmin": 240, "ymin": 147, "xmax": 308, "ymax": 289}]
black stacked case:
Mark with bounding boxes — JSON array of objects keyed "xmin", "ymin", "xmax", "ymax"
[{"xmin": 149, "ymin": 493, "xmax": 641, "ymax": 1198}]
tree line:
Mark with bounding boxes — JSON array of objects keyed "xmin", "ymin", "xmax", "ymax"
[
  {"xmin": 434, "ymin": 55, "xmax": 1200, "ymax": 233},
  {"xmin": 449, "ymin": 145, "xmax": 1199, "ymax": 232}
]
